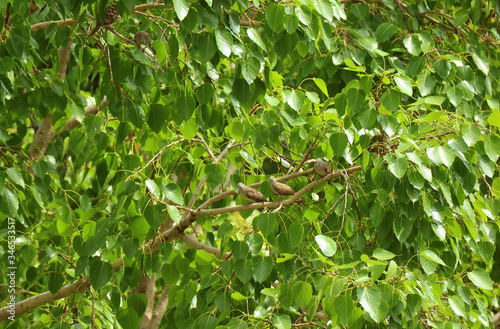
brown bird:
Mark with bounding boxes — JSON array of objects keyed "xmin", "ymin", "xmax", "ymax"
[
  {"xmin": 135, "ymin": 31, "xmax": 156, "ymax": 54},
  {"xmin": 314, "ymin": 158, "xmax": 331, "ymax": 176},
  {"xmin": 90, "ymin": 4, "xmax": 120, "ymax": 36},
  {"xmin": 237, "ymin": 183, "xmax": 267, "ymax": 203},
  {"xmin": 268, "ymin": 176, "xmax": 295, "ymax": 197}
]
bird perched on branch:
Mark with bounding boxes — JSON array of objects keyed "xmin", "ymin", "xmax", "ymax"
[
  {"xmin": 268, "ymin": 176, "xmax": 295, "ymax": 198},
  {"xmin": 314, "ymin": 158, "xmax": 331, "ymax": 176},
  {"xmin": 89, "ymin": 4, "xmax": 120, "ymax": 36},
  {"xmin": 237, "ymin": 183, "xmax": 267, "ymax": 203},
  {"xmin": 135, "ymin": 31, "xmax": 156, "ymax": 54}
]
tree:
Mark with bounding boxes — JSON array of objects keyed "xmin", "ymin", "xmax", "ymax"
[{"xmin": 1, "ymin": 0, "xmax": 500, "ymax": 328}]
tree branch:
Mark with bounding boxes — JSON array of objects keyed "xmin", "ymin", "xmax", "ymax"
[
  {"xmin": 0, "ymin": 277, "xmax": 89, "ymax": 322},
  {"xmin": 178, "ymin": 232, "xmax": 232, "ymax": 258},
  {"xmin": 138, "ymin": 274, "xmax": 156, "ymax": 329},
  {"xmin": 149, "ymin": 285, "xmax": 170, "ymax": 329}
]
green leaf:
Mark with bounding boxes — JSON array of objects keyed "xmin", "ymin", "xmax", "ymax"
[
  {"xmin": 252, "ymin": 256, "xmax": 273, "ymax": 283},
  {"xmin": 346, "ymin": 88, "xmax": 366, "ymax": 112},
  {"xmin": 129, "ymin": 216, "xmax": 150, "ymax": 242},
  {"xmin": 315, "ymin": 0, "xmax": 333, "ymax": 22},
  {"xmin": 394, "ymin": 75, "xmax": 413, "ymax": 96},
  {"xmin": 196, "ymin": 84, "xmax": 214, "ymax": 105},
  {"xmin": 0, "ymin": 57, "xmax": 15, "ymax": 74},
  {"xmin": 447, "ymin": 85, "xmax": 464, "ymax": 107},
  {"xmin": 313, "ymin": 78, "xmax": 329, "ymax": 96},
  {"xmin": 282, "ymin": 89, "xmax": 305, "ymax": 112},
  {"xmin": 426, "ymin": 145, "xmax": 455, "ymax": 168},
  {"xmin": 330, "ymin": 132, "xmax": 348, "ymax": 156},
  {"xmin": 315, "ymin": 235, "xmax": 337, "ymax": 257},
  {"xmin": 162, "ymin": 264, "xmax": 180, "ymax": 286},
  {"xmin": 448, "ymin": 295, "xmax": 466, "ymax": 317},
  {"xmin": 289, "ymin": 223, "xmax": 304, "ymax": 251},
  {"xmin": 232, "ymin": 79, "xmax": 255, "ymax": 110},
  {"xmin": 89, "ymin": 258, "xmax": 113, "ymax": 290},
  {"xmin": 403, "ymin": 35, "xmax": 422, "ymax": 56},
  {"xmin": 247, "ymin": 28, "xmax": 267, "ymax": 51},
  {"xmin": 488, "ymin": 109, "xmax": 500, "ymax": 127},
  {"xmin": 232, "ymin": 241, "xmax": 249, "ymax": 259},
  {"xmin": 351, "ymin": 3, "xmax": 369, "ymax": 19},
  {"xmin": 420, "ymin": 250, "xmax": 446, "ymax": 266},
  {"xmin": 381, "ymin": 90, "xmax": 401, "ymax": 112},
  {"xmin": 272, "ymin": 314, "xmax": 291, "ymax": 329},
  {"xmin": 197, "ymin": 315, "xmax": 217, "ymax": 329},
  {"xmin": 175, "ymin": 95, "xmax": 196, "ymax": 122},
  {"xmin": 333, "ymin": 293, "xmax": 354, "ymax": 325},
  {"xmin": 1, "ymin": 188, "xmax": 19, "ymax": 217},
  {"xmin": 48, "ymin": 272, "xmax": 64, "ymax": 294},
  {"xmin": 372, "ymin": 248, "xmax": 396, "ymax": 260},
  {"xmin": 467, "ymin": 268, "xmax": 493, "ymax": 290},
  {"xmin": 484, "ymin": 134, "xmax": 500, "ymax": 162},
  {"xmin": 145, "ymin": 179, "xmax": 161, "ymax": 199},
  {"xmin": 239, "ymin": 149, "xmax": 259, "ymax": 168},
  {"xmin": 471, "ymin": 53, "xmax": 489, "ymax": 75},
  {"xmin": 6, "ymin": 167, "xmax": 24, "ymax": 188},
  {"xmin": 83, "ymin": 115, "xmax": 103, "ymax": 137},
  {"xmin": 370, "ymin": 204, "xmax": 385, "ymax": 227},
  {"xmin": 387, "ymin": 154, "xmax": 408, "ymax": 179},
  {"xmin": 358, "ymin": 286, "xmax": 382, "ymax": 322},
  {"xmin": 197, "ymin": 33, "xmax": 217, "ymax": 62},
  {"xmin": 266, "ymin": 3, "xmax": 285, "ymax": 32},
  {"xmin": 179, "ymin": 117, "xmax": 198, "ymax": 140},
  {"xmin": 215, "ymin": 29, "xmax": 233, "ymax": 57},
  {"xmin": 173, "ymin": 0, "xmax": 190, "ymax": 20},
  {"xmin": 278, "ymin": 283, "xmax": 294, "ymax": 307},
  {"xmin": 477, "ymin": 241, "xmax": 494, "ymax": 263},
  {"xmin": 242, "ymin": 56, "xmax": 260, "ymax": 85},
  {"xmin": 205, "ymin": 164, "xmax": 225, "ymax": 189},
  {"xmin": 406, "ymin": 56, "xmax": 425, "ymax": 79},
  {"xmin": 433, "ymin": 59, "xmax": 451, "ymax": 79},
  {"xmin": 235, "ymin": 259, "xmax": 253, "ymax": 283},
  {"xmin": 161, "ymin": 183, "xmax": 184, "ymax": 206},
  {"xmin": 283, "ymin": 14, "xmax": 299, "ymax": 34},
  {"xmin": 128, "ymin": 103, "xmax": 145, "ymax": 129},
  {"xmin": 293, "ymin": 281, "xmax": 313, "ymax": 308},
  {"xmin": 147, "ymin": 104, "xmax": 168, "ymax": 133},
  {"xmin": 117, "ymin": 308, "xmax": 139, "ymax": 329},
  {"xmin": 375, "ymin": 22, "xmax": 398, "ymax": 43},
  {"xmin": 393, "ymin": 216, "xmax": 413, "ymax": 242},
  {"xmin": 256, "ymin": 214, "xmax": 276, "ymax": 237},
  {"xmin": 461, "ymin": 124, "xmax": 481, "ymax": 146},
  {"xmin": 417, "ymin": 73, "xmax": 436, "ymax": 96},
  {"xmin": 180, "ymin": 7, "xmax": 198, "ymax": 32}
]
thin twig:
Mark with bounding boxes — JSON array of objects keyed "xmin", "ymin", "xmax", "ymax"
[
  {"xmin": 132, "ymin": 139, "xmax": 187, "ymax": 178},
  {"xmin": 195, "ymin": 133, "xmax": 216, "ymax": 159}
]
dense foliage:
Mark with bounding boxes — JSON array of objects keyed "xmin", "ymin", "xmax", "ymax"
[{"xmin": 1, "ymin": 0, "xmax": 500, "ymax": 328}]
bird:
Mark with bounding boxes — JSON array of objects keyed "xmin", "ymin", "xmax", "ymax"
[
  {"xmin": 89, "ymin": 4, "xmax": 120, "ymax": 36},
  {"xmin": 268, "ymin": 176, "xmax": 295, "ymax": 197},
  {"xmin": 135, "ymin": 31, "xmax": 156, "ymax": 54},
  {"xmin": 237, "ymin": 183, "xmax": 267, "ymax": 203},
  {"xmin": 314, "ymin": 158, "xmax": 331, "ymax": 176}
]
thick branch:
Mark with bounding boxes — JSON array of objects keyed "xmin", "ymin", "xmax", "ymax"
[
  {"xmin": 138, "ymin": 275, "xmax": 156, "ymax": 329},
  {"xmin": 178, "ymin": 232, "xmax": 232, "ymax": 258},
  {"xmin": 30, "ymin": 34, "xmax": 72, "ymax": 160},
  {"xmin": 149, "ymin": 285, "xmax": 170, "ymax": 329},
  {"xmin": 61, "ymin": 97, "xmax": 109, "ymax": 132},
  {"xmin": 57, "ymin": 37, "xmax": 73, "ymax": 80},
  {"xmin": 0, "ymin": 277, "xmax": 89, "ymax": 322},
  {"xmin": 29, "ymin": 113, "xmax": 57, "ymax": 161},
  {"xmin": 31, "ymin": 18, "xmax": 78, "ymax": 32}
]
